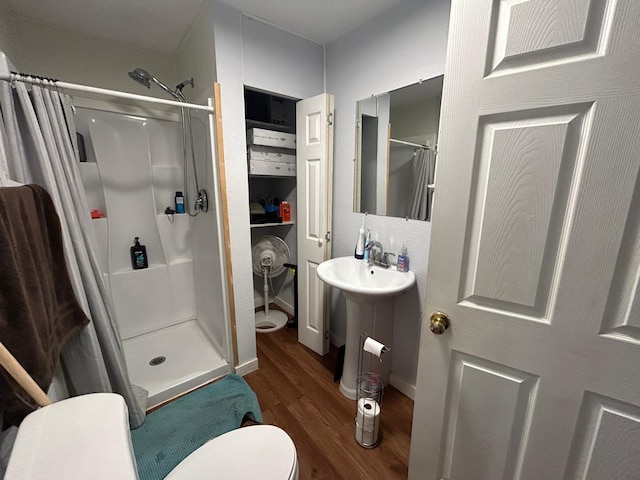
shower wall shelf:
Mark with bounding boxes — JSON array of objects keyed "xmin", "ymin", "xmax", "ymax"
[{"xmin": 111, "ymin": 264, "xmax": 167, "ymax": 276}]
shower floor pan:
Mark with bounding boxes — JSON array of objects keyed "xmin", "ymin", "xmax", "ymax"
[{"xmin": 123, "ymin": 319, "xmax": 229, "ymax": 409}]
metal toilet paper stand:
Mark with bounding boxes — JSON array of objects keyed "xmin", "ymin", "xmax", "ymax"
[{"xmin": 354, "ymin": 333, "xmax": 390, "ymax": 448}]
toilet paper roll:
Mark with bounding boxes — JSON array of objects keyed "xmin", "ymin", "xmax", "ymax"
[
  {"xmin": 356, "ymin": 398, "xmax": 380, "ymax": 429},
  {"xmin": 363, "ymin": 337, "xmax": 387, "ymax": 358},
  {"xmin": 355, "ymin": 421, "xmax": 379, "ymax": 446},
  {"xmin": 355, "ymin": 398, "xmax": 380, "ymax": 445}
]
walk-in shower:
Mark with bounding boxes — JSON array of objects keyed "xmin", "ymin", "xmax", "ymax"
[
  {"xmin": 76, "ymin": 92, "xmax": 231, "ymax": 408},
  {"xmin": 129, "ymin": 68, "xmax": 208, "ymax": 216}
]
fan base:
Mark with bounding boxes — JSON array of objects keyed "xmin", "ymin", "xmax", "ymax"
[{"xmin": 255, "ymin": 310, "xmax": 288, "ymax": 333}]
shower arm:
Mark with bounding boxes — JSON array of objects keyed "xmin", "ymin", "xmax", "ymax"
[
  {"xmin": 128, "ymin": 68, "xmax": 206, "ymax": 216},
  {"xmin": 150, "ymin": 77, "xmax": 181, "ymax": 100}
]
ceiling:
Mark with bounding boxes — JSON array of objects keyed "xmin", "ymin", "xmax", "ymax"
[{"xmin": 7, "ymin": 0, "xmax": 404, "ymax": 54}]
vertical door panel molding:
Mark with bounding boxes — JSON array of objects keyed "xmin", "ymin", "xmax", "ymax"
[
  {"xmin": 565, "ymin": 392, "xmax": 640, "ymax": 479},
  {"xmin": 297, "ymin": 94, "xmax": 334, "ymax": 355},
  {"xmin": 461, "ymin": 104, "xmax": 590, "ymax": 318},
  {"xmin": 488, "ymin": 0, "xmax": 615, "ymax": 74},
  {"xmin": 441, "ymin": 352, "xmax": 538, "ymax": 480}
]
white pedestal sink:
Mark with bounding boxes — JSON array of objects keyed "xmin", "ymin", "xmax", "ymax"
[{"xmin": 316, "ymin": 256, "xmax": 416, "ymax": 399}]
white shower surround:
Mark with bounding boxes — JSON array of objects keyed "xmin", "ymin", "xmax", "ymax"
[{"xmin": 76, "ymin": 103, "xmax": 232, "ymax": 408}]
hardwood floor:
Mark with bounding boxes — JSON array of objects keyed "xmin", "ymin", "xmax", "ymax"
[{"xmin": 244, "ymin": 326, "xmax": 414, "ymax": 480}]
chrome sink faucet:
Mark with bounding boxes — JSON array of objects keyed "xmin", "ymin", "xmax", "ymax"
[{"xmin": 365, "ymin": 241, "xmax": 394, "ymax": 268}]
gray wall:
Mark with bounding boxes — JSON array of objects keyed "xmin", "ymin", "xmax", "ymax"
[
  {"xmin": 326, "ymin": 0, "xmax": 450, "ymax": 395},
  {"xmin": 4, "ymin": 15, "xmax": 176, "ymax": 96},
  {"xmin": 242, "ymin": 15, "xmax": 325, "ymax": 98},
  {"xmin": 212, "ymin": 1, "xmax": 325, "ymax": 370},
  {"xmin": 175, "ymin": 1, "xmax": 216, "ymax": 105},
  {"xmin": 0, "ymin": 0, "xmax": 19, "ymax": 63}
]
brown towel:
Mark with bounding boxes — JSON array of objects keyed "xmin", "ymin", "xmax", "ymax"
[{"xmin": 0, "ymin": 185, "xmax": 89, "ymax": 426}]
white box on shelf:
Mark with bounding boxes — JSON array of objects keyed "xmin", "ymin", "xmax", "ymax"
[
  {"xmin": 249, "ymin": 160, "xmax": 296, "ymax": 177},
  {"xmin": 247, "ymin": 145, "xmax": 296, "ymax": 164},
  {"xmin": 247, "ymin": 128, "xmax": 296, "ymax": 149}
]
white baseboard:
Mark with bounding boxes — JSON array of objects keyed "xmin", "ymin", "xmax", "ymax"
[
  {"xmin": 236, "ymin": 357, "xmax": 259, "ymax": 376},
  {"xmin": 274, "ymin": 296, "xmax": 294, "ymax": 315},
  {"xmin": 254, "ymin": 296, "xmax": 294, "ymax": 317},
  {"xmin": 389, "ymin": 373, "xmax": 416, "ymax": 401}
]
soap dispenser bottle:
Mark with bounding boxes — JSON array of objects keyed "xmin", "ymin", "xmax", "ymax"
[
  {"xmin": 397, "ymin": 245, "xmax": 409, "ymax": 272},
  {"xmin": 130, "ymin": 237, "xmax": 148, "ymax": 270}
]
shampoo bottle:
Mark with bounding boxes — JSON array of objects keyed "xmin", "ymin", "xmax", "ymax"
[
  {"xmin": 175, "ymin": 191, "xmax": 185, "ymax": 214},
  {"xmin": 397, "ymin": 245, "xmax": 409, "ymax": 272},
  {"xmin": 130, "ymin": 237, "xmax": 148, "ymax": 270},
  {"xmin": 354, "ymin": 217, "xmax": 366, "ymax": 259}
]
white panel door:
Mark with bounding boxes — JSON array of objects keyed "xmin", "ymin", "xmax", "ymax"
[
  {"xmin": 297, "ymin": 94, "xmax": 334, "ymax": 355},
  {"xmin": 410, "ymin": 1, "xmax": 640, "ymax": 479}
]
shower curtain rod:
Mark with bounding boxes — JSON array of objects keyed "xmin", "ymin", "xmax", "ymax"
[
  {"xmin": 389, "ymin": 138, "xmax": 429, "ymax": 149},
  {"xmin": 1, "ymin": 71, "xmax": 214, "ymax": 113}
]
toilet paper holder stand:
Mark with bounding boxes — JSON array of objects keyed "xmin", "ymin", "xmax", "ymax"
[{"xmin": 354, "ymin": 333, "xmax": 389, "ymax": 449}]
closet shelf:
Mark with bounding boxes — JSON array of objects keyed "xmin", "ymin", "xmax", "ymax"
[
  {"xmin": 250, "ymin": 221, "xmax": 295, "ymax": 228},
  {"xmin": 245, "ymin": 119, "xmax": 294, "ymax": 134}
]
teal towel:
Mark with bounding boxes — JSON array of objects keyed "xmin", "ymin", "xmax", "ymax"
[{"xmin": 131, "ymin": 374, "xmax": 263, "ymax": 480}]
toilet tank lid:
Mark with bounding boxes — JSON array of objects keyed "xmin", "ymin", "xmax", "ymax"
[
  {"xmin": 5, "ymin": 393, "xmax": 138, "ymax": 480},
  {"xmin": 166, "ymin": 425, "xmax": 297, "ymax": 480}
]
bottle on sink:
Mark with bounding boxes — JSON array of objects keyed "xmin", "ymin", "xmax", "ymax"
[
  {"xmin": 354, "ymin": 217, "xmax": 366, "ymax": 259},
  {"xmin": 363, "ymin": 230, "xmax": 371, "ymax": 262},
  {"xmin": 397, "ymin": 245, "xmax": 409, "ymax": 272}
]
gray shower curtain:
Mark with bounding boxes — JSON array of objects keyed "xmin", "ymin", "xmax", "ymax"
[
  {"xmin": 0, "ymin": 78, "xmax": 146, "ymax": 428},
  {"xmin": 408, "ymin": 147, "xmax": 436, "ymax": 221}
]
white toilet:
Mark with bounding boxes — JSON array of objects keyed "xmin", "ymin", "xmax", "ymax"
[{"xmin": 5, "ymin": 393, "xmax": 299, "ymax": 480}]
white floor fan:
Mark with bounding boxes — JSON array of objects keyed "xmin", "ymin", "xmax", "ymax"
[{"xmin": 252, "ymin": 235, "xmax": 291, "ymax": 333}]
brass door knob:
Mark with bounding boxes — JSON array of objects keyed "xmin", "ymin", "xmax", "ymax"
[{"xmin": 429, "ymin": 311, "xmax": 450, "ymax": 335}]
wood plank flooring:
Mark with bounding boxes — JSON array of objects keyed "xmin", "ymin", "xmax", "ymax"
[{"xmin": 243, "ymin": 326, "xmax": 414, "ymax": 480}]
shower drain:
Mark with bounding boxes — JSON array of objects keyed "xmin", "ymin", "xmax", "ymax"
[{"xmin": 149, "ymin": 356, "xmax": 166, "ymax": 366}]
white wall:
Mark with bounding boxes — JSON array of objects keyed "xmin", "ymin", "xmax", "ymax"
[
  {"xmin": 211, "ymin": 1, "xmax": 256, "ymax": 369},
  {"xmin": 211, "ymin": 1, "xmax": 325, "ymax": 370},
  {"xmin": 242, "ymin": 15, "xmax": 325, "ymax": 99},
  {"xmin": 326, "ymin": 0, "xmax": 450, "ymax": 395},
  {"xmin": 0, "ymin": 0, "xmax": 19, "ymax": 63},
  {"xmin": 242, "ymin": 13, "xmax": 324, "ymax": 316},
  {"xmin": 9, "ymin": 15, "xmax": 176, "ymax": 96},
  {"xmin": 175, "ymin": 1, "xmax": 216, "ymax": 104}
]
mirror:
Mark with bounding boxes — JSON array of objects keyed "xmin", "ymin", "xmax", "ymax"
[{"xmin": 354, "ymin": 75, "xmax": 443, "ymax": 220}]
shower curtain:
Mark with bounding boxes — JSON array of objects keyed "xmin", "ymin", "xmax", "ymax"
[
  {"xmin": 0, "ymin": 78, "xmax": 146, "ymax": 428},
  {"xmin": 408, "ymin": 147, "xmax": 436, "ymax": 221}
]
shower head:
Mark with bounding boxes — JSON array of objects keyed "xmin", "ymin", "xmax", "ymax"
[
  {"xmin": 128, "ymin": 67, "xmax": 180, "ymax": 100},
  {"xmin": 128, "ymin": 68, "xmax": 152, "ymax": 88}
]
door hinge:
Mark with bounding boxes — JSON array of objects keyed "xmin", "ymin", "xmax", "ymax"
[
  {"xmin": 324, "ymin": 331, "xmax": 330, "ymax": 340},
  {"xmin": 327, "ymin": 112, "xmax": 333, "ymax": 126}
]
